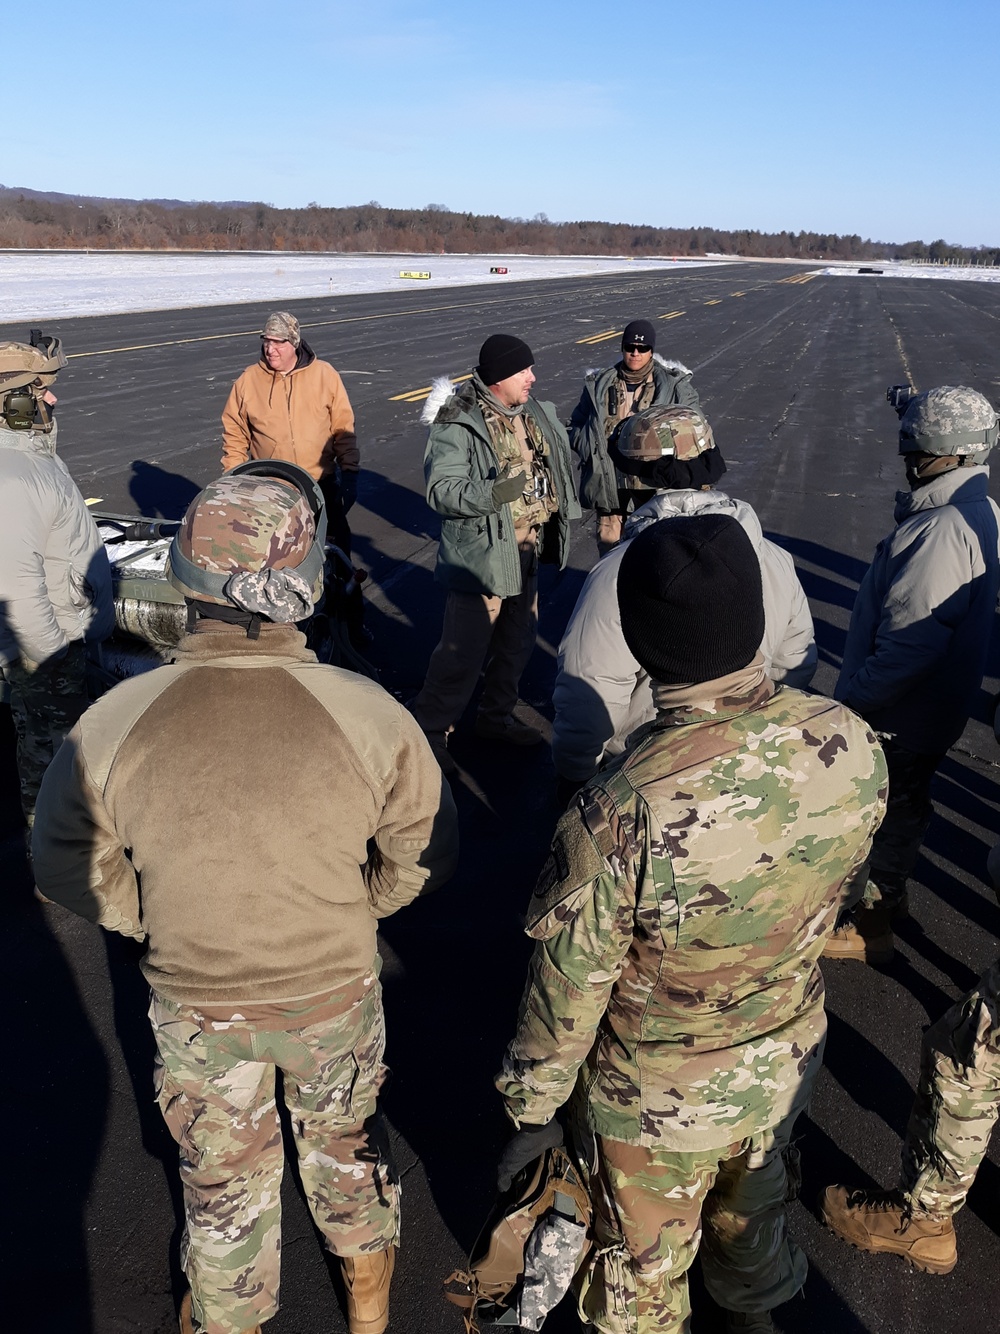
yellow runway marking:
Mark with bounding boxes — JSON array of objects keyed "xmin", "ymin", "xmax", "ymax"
[
  {"xmin": 659, "ymin": 310, "xmax": 685, "ymax": 320},
  {"xmin": 777, "ymin": 272, "xmax": 820, "ymax": 285},
  {"xmin": 730, "ymin": 291, "xmax": 746, "ymax": 297},
  {"xmin": 84, "ymin": 497, "xmax": 104, "ymax": 506},
  {"xmin": 576, "ymin": 328, "xmax": 622, "ymax": 345},
  {"xmin": 704, "ymin": 299, "xmax": 723, "ymax": 305},
  {"xmin": 390, "ymin": 373, "xmax": 472, "ymax": 403},
  {"xmin": 68, "ymin": 289, "xmax": 619, "ymax": 360}
]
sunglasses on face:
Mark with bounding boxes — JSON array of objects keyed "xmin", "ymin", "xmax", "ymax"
[{"xmin": 623, "ymin": 344, "xmax": 649, "ymax": 354}]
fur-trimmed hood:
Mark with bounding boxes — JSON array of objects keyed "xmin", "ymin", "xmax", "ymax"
[{"xmin": 420, "ymin": 375, "xmax": 462, "ymax": 425}]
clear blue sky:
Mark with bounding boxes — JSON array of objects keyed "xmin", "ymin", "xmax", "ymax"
[{"xmin": 10, "ymin": 0, "xmax": 998, "ymax": 247}]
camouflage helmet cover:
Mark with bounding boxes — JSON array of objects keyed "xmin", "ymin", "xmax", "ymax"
[
  {"xmin": 613, "ymin": 405, "xmax": 716, "ymax": 463},
  {"xmin": 167, "ymin": 473, "xmax": 324, "ymax": 615},
  {"xmin": 898, "ymin": 385, "xmax": 999, "ymax": 459},
  {"xmin": 0, "ymin": 337, "xmax": 67, "ymax": 392}
]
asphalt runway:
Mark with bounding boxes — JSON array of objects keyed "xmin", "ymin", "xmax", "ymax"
[{"xmin": 1, "ymin": 263, "xmax": 999, "ymax": 1333}]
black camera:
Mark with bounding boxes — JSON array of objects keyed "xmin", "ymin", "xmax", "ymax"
[{"xmin": 886, "ymin": 384, "xmax": 916, "ymax": 417}]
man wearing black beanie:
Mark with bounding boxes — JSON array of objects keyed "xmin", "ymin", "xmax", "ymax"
[
  {"xmin": 497, "ymin": 514, "xmax": 887, "ymax": 1334},
  {"xmin": 409, "ymin": 334, "xmax": 579, "ymax": 771},
  {"xmin": 569, "ymin": 318, "xmax": 710, "ymax": 554}
]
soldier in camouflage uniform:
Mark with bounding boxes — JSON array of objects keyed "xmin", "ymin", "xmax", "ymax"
[
  {"xmin": 410, "ymin": 334, "xmax": 579, "ymax": 772},
  {"xmin": 31, "ymin": 464, "xmax": 459, "ymax": 1334},
  {"xmin": 827, "ymin": 385, "xmax": 1000, "ymax": 963},
  {"xmin": 496, "ymin": 514, "xmax": 887, "ymax": 1334},
  {"xmin": 0, "ymin": 334, "xmax": 113, "ymax": 826}
]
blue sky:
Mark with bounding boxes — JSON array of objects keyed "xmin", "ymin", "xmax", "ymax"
[{"xmin": 11, "ymin": 0, "xmax": 998, "ymax": 246}]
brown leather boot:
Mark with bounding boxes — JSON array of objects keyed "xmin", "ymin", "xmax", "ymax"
[
  {"xmin": 178, "ymin": 1290, "xmax": 261, "ymax": 1334},
  {"xmin": 341, "ymin": 1247, "xmax": 396, "ymax": 1334},
  {"xmin": 820, "ymin": 1185, "xmax": 957, "ymax": 1274},
  {"xmin": 822, "ymin": 905, "xmax": 894, "ymax": 964}
]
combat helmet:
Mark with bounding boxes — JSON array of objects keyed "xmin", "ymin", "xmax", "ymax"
[
  {"xmin": 0, "ymin": 332, "xmax": 67, "ymax": 431},
  {"xmin": 898, "ymin": 386, "xmax": 999, "ymax": 460},
  {"xmin": 612, "ymin": 405, "xmax": 716, "ymax": 464},
  {"xmin": 167, "ymin": 461, "xmax": 327, "ymax": 630}
]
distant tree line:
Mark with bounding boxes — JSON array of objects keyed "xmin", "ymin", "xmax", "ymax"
[{"xmin": 0, "ymin": 188, "xmax": 996, "ymax": 265}]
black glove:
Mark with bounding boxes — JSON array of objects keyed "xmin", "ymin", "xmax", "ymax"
[
  {"xmin": 492, "ymin": 464, "xmax": 528, "ymax": 507},
  {"xmin": 497, "ymin": 1120, "xmax": 564, "ymax": 1193},
  {"xmin": 340, "ymin": 470, "xmax": 359, "ymax": 514}
]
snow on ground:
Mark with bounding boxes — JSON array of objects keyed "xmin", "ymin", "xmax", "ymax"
[
  {"xmin": 0, "ymin": 251, "xmax": 723, "ymax": 322},
  {"xmin": 821, "ymin": 263, "xmax": 1000, "ymax": 282}
]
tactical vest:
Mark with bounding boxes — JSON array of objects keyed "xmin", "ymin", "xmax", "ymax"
[
  {"xmin": 606, "ymin": 371, "xmax": 656, "ymax": 492},
  {"xmin": 482, "ymin": 405, "xmax": 560, "ymax": 530}
]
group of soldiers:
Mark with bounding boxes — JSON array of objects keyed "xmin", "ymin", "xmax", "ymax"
[{"xmin": 1, "ymin": 310, "xmax": 999, "ymax": 1334}]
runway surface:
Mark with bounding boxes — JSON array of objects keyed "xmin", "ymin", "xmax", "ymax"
[{"xmin": 1, "ymin": 264, "xmax": 998, "ymax": 1332}]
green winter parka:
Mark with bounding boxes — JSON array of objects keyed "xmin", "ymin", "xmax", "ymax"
[
  {"xmin": 568, "ymin": 356, "xmax": 700, "ymax": 512},
  {"xmin": 423, "ymin": 379, "xmax": 581, "ymax": 598}
]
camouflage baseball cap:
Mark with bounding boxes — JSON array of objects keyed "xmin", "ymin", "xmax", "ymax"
[
  {"xmin": 167, "ymin": 473, "xmax": 324, "ymax": 619},
  {"xmin": 613, "ymin": 405, "xmax": 716, "ymax": 463},
  {"xmin": 261, "ymin": 311, "xmax": 301, "ymax": 347},
  {"xmin": 898, "ymin": 385, "xmax": 999, "ymax": 458},
  {"xmin": 0, "ymin": 337, "xmax": 67, "ymax": 392}
]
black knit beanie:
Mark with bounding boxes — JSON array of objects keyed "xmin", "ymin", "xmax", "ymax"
[
  {"xmin": 622, "ymin": 319, "xmax": 656, "ymax": 352},
  {"xmin": 477, "ymin": 334, "xmax": 534, "ymax": 385},
  {"xmin": 617, "ymin": 514, "xmax": 764, "ymax": 684}
]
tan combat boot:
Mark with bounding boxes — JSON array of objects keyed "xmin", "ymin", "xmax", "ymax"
[
  {"xmin": 822, "ymin": 905, "xmax": 894, "ymax": 964},
  {"xmin": 820, "ymin": 1185, "xmax": 957, "ymax": 1274},
  {"xmin": 341, "ymin": 1246, "xmax": 396, "ymax": 1334},
  {"xmin": 178, "ymin": 1290, "xmax": 261, "ymax": 1334}
]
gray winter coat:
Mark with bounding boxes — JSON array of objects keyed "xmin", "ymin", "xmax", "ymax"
[
  {"xmin": 552, "ymin": 490, "xmax": 817, "ymax": 781},
  {"xmin": 0, "ymin": 423, "xmax": 114, "ymax": 668},
  {"xmin": 421, "ymin": 378, "xmax": 580, "ymax": 598},
  {"xmin": 836, "ymin": 467, "xmax": 1000, "ymax": 755},
  {"xmin": 568, "ymin": 355, "xmax": 701, "ymax": 511}
]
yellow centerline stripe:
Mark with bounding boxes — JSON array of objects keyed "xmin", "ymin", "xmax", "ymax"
[
  {"xmin": 659, "ymin": 310, "xmax": 685, "ymax": 319},
  {"xmin": 575, "ymin": 328, "xmax": 620, "ymax": 345},
  {"xmin": 389, "ymin": 373, "xmax": 472, "ymax": 403},
  {"xmin": 730, "ymin": 291, "xmax": 745, "ymax": 297},
  {"xmin": 84, "ymin": 497, "xmax": 104, "ymax": 505},
  {"xmin": 704, "ymin": 299, "xmax": 723, "ymax": 305}
]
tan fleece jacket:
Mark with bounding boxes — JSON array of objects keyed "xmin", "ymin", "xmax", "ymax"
[
  {"xmin": 31, "ymin": 623, "xmax": 458, "ymax": 1004},
  {"xmin": 220, "ymin": 355, "xmax": 359, "ymax": 481}
]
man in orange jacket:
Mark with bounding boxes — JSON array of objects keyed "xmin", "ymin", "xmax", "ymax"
[{"xmin": 221, "ymin": 311, "xmax": 359, "ymax": 553}]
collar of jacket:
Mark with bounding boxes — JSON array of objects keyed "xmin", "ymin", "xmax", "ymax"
[
  {"xmin": 169, "ymin": 620, "xmax": 317, "ymax": 666},
  {"xmin": 893, "ymin": 463, "xmax": 990, "ymax": 524},
  {"xmin": 0, "ymin": 419, "xmax": 58, "ymax": 457},
  {"xmin": 649, "ymin": 656, "xmax": 772, "ymax": 726},
  {"xmin": 623, "ymin": 488, "xmax": 764, "ymax": 552}
]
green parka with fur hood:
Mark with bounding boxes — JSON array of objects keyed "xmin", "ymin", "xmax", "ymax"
[{"xmin": 420, "ymin": 377, "xmax": 581, "ymax": 599}]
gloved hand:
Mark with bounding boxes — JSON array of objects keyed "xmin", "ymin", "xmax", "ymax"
[
  {"xmin": 340, "ymin": 469, "xmax": 359, "ymax": 514},
  {"xmin": 497, "ymin": 1120, "xmax": 564, "ymax": 1193},
  {"xmin": 492, "ymin": 463, "xmax": 528, "ymax": 508}
]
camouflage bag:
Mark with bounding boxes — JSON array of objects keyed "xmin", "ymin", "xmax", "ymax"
[{"xmin": 444, "ymin": 1145, "xmax": 592, "ymax": 1332}]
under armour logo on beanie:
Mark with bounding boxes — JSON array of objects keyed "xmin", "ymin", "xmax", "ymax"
[{"xmin": 616, "ymin": 513, "xmax": 764, "ymax": 685}]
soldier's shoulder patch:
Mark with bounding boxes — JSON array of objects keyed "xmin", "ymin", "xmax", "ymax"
[{"xmin": 525, "ymin": 802, "xmax": 610, "ymax": 941}]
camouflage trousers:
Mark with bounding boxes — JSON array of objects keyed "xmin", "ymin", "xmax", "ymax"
[
  {"xmin": 2, "ymin": 640, "xmax": 88, "ymax": 825},
  {"xmin": 901, "ymin": 956, "xmax": 1000, "ymax": 1218},
  {"xmin": 577, "ymin": 1118, "xmax": 805, "ymax": 1333},
  {"xmin": 150, "ymin": 973, "xmax": 399, "ymax": 1334},
  {"xmin": 861, "ymin": 737, "xmax": 942, "ymax": 911}
]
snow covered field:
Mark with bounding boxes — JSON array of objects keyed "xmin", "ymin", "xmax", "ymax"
[
  {"xmin": 820, "ymin": 263, "xmax": 1000, "ymax": 283},
  {"xmin": 0, "ymin": 251, "xmax": 721, "ymax": 322}
]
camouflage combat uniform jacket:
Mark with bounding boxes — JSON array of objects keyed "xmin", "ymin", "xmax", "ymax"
[{"xmin": 498, "ymin": 666, "xmax": 887, "ymax": 1150}]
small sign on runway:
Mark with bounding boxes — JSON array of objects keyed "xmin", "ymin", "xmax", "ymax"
[
  {"xmin": 399, "ymin": 271, "xmax": 431, "ymax": 280},
  {"xmin": 490, "ymin": 267, "xmax": 509, "ymax": 274}
]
